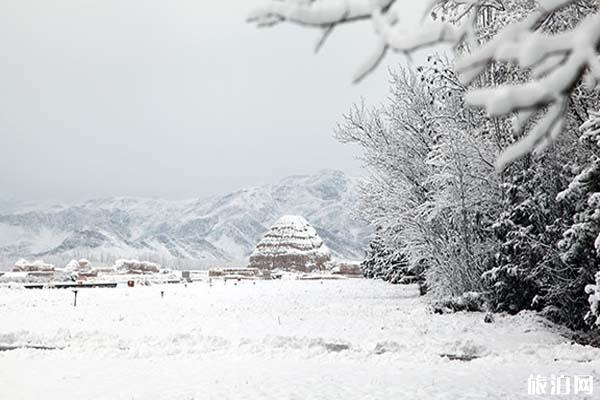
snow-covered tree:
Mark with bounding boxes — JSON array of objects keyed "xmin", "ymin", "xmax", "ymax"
[
  {"xmin": 480, "ymin": 60, "xmax": 598, "ymax": 327},
  {"xmin": 585, "ymin": 271, "xmax": 600, "ymax": 326},
  {"xmin": 338, "ymin": 56, "xmax": 499, "ymax": 299},
  {"xmin": 558, "ymin": 112, "xmax": 600, "ymax": 258},
  {"xmin": 422, "ymin": 110, "xmax": 500, "ymax": 297},
  {"xmin": 336, "ymin": 64, "xmax": 438, "ymax": 275},
  {"xmin": 484, "ymin": 152, "xmax": 576, "ymax": 315},
  {"xmin": 249, "ymin": 0, "xmax": 600, "ymax": 168},
  {"xmin": 547, "ymin": 110, "xmax": 600, "ymax": 328},
  {"xmin": 336, "ymin": 60, "xmax": 442, "ymax": 279}
]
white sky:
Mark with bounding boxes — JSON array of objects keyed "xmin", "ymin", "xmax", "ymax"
[{"xmin": 0, "ymin": 0, "xmax": 428, "ymax": 203}]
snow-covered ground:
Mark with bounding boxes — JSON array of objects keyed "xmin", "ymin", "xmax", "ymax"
[{"xmin": 0, "ymin": 280, "xmax": 598, "ymax": 399}]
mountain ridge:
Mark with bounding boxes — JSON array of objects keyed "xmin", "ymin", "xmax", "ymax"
[{"xmin": 0, "ymin": 170, "xmax": 371, "ymax": 269}]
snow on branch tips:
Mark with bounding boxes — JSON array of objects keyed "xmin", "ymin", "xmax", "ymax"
[
  {"xmin": 248, "ymin": 0, "xmax": 600, "ymax": 169},
  {"xmin": 585, "ymin": 271, "xmax": 600, "ymax": 327}
]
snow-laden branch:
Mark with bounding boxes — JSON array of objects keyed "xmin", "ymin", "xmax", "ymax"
[
  {"xmin": 248, "ymin": 0, "xmax": 600, "ymax": 169},
  {"xmin": 464, "ymin": 12, "xmax": 600, "ymax": 169},
  {"xmin": 247, "ymin": 0, "xmax": 395, "ymax": 27}
]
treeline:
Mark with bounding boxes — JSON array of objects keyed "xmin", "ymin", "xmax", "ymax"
[{"xmin": 337, "ymin": 0, "xmax": 600, "ymax": 331}]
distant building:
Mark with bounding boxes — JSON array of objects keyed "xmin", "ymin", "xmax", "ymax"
[
  {"xmin": 248, "ymin": 215, "xmax": 331, "ymax": 272},
  {"xmin": 208, "ymin": 268, "xmax": 260, "ymax": 278},
  {"xmin": 12, "ymin": 259, "xmax": 55, "ymax": 273},
  {"xmin": 114, "ymin": 259, "xmax": 160, "ymax": 274}
]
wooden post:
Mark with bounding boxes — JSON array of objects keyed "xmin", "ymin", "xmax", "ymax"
[{"xmin": 73, "ymin": 290, "xmax": 78, "ymax": 307}]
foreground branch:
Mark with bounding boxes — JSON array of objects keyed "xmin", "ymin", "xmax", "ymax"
[{"xmin": 249, "ymin": 0, "xmax": 600, "ymax": 169}]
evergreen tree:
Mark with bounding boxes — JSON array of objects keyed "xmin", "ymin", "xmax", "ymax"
[
  {"xmin": 550, "ymin": 111, "xmax": 600, "ymax": 329},
  {"xmin": 484, "ymin": 157, "xmax": 571, "ymax": 315},
  {"xmin": 361, "ymin": 228, "xmax": 425, "ymax": 284}
]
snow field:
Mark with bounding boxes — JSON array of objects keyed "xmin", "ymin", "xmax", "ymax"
[{"xmin": 0, "ymin": 280, "xmax": 598, "ymax": 399}]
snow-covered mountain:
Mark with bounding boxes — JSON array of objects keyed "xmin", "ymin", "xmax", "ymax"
[{"xmin": 0, "ymin": 170, "xmax": 370, "ymax": 268}]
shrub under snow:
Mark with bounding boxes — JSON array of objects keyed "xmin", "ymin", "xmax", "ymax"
[{"xmin": 431, "ymin": 292, "xmax": 487, "ymax": 314}]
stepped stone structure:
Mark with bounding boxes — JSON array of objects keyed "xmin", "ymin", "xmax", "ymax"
[{"xmin": 249, "ymin": 215, "xmax": 332, "ymax": 271}]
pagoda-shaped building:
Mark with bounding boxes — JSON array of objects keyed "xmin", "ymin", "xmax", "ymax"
[{"xmin": 249, "ymin": 215, "xmax": 332, "ymax": 271}]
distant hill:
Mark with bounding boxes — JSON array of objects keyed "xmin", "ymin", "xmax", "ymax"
[{"xmin": 0, "ymin": 170, "xmax": 371, "ymax": 269}]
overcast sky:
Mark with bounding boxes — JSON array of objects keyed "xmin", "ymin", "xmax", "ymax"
[{"xmin": 0, "ymin": 0, "xmax": 427, "ymax": 203}]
